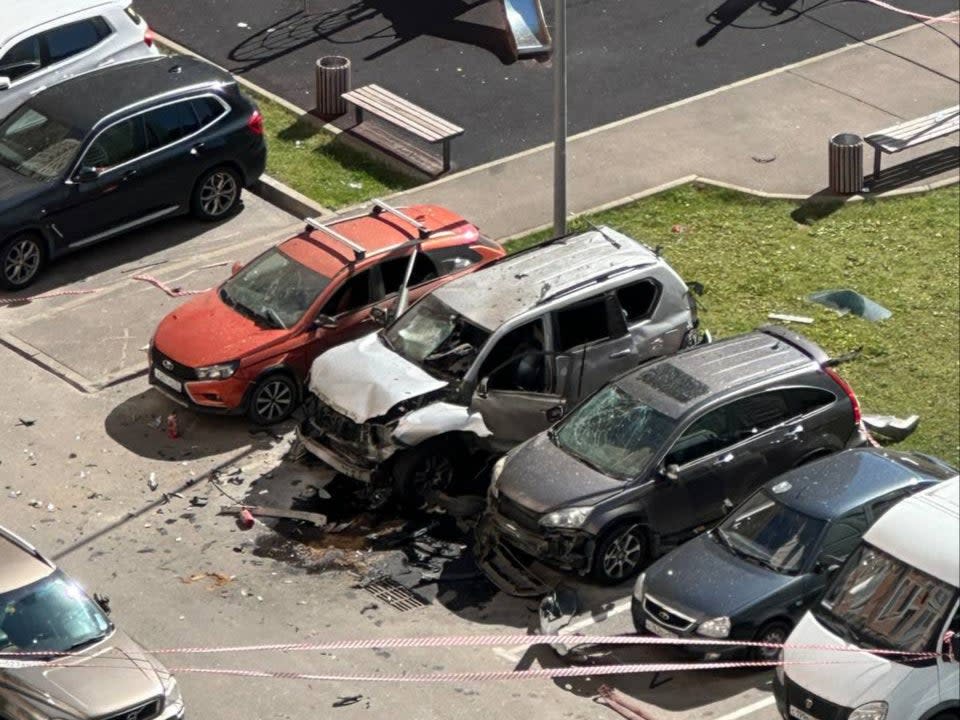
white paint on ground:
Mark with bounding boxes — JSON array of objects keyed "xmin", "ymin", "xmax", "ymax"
[{"xmin": 711, "ymin": 696, "xmax": 777, "ymax": 720}]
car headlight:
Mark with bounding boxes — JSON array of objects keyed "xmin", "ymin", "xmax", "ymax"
[
  {"xmin": 540, "ymin": 506, "xmax": 592, "ymax": 529},
  {"xmin": 162, "ymin": 675, "xmax": 183, "ymax": 707},
  {"xmin": 697, "ymin": 616, "xmax": 731, "ymax": 638},
  {"xmin": 633, "ymin": 572, "xmax": 646, "ymax": 603},
  {"xmin": 489, "ymin": 456, "xmax": 507, "ymax": 499},
  {"xmin": 195, "ymin": 361, "xmax": 239, "ymax": 380},
  {"xmin": 849, "ymin": 702, "xmax": 888, "ymax": 720}
]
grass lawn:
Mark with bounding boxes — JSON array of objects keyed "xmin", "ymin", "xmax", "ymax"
[
  {"xmin": 257, "ymin": 94, "xmax": 417, "ymax": 209},
  {"xmin": 509, "ymin": 183, "xmax": 960, "ymax": 466}
]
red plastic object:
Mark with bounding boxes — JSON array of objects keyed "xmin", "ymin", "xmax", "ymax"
[
  {"xmin": 240, "ymin": 508, "xmax": 255, "ymax": 529},
  {"xmin": 166, "ymin": 412, "xmax": 180, "ymax": 439},
  {"xmin": 144, "ymin": 27, "xmax": 155, "ymax": 47}
]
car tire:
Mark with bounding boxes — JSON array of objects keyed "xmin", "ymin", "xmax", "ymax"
[
  {"xmin": 191, "ymin": 166, "xmax": 242, "ymax": 221},
  {"xmin": 0, "ymin": 233, "xmax": 46, "ymax": 290},
  {"xmin": 391, "ymin": 440, "xmax": 460, "ymax": 509},
  {"xmin": 749, "ymin": 620, "xmax": 791, "ymax": 663},
  {"xmin": 930, "ymin": 713, "xmax": 960, "ymax": 720},
  {"xmin": 247, "ymin": 373, "xmax": 298, "ymax": 425},
  {"xmin": 591, "ymin": 522, "xmax": 649, "ymax": 585}
]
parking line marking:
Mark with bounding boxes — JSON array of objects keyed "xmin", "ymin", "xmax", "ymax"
[
  {"xmin": 712, "ymin": 696, "xmax": 776, "ymax": 720},
  {"xmin": 494, "ymin": 597, "xmax": 634, "ymax": 664}
]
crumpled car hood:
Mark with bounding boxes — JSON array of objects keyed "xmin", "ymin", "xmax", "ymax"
[
  {"xmin": 309, "ymin": 333, "xmax": 447, "ymax": 422},
  {"xmin": 0, "ymin": 629, "xmax": 165, "ymax": 719}
]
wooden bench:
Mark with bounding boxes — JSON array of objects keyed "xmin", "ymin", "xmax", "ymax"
[
  {"xmin": 864, "ymin": 105, "xmax": 959, "ymax": 182},
  {"xmin": 341, "ymin": 84, "xmax": 464, "ymax": 176}
]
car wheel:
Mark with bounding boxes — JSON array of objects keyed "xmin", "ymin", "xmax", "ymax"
[
  {"xmin": 247, "ymin": 374, "xmax": 298, "ymax": 425},
  {"xmin": 591, "ymin": 522, "xmax": 648, "ymax": 585},
  {"xmin": 191, "ymin": 166, "xmax": 242, "ymax": 220},
  {"xmin": 749, "ymin": 621, "xmax": 791, "ymax": 663},
  {"xmin": 1, "ymin": 234, "xmax": 45, "ymax": 290},
  {"xmin": 392, "ymin": 441, "xmax": 459, "ymax": 508}
]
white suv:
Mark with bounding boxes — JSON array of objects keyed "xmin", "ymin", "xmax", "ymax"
[{"xmin": 0, "ymin": 0, "xmax": 157, "ymax": 120}]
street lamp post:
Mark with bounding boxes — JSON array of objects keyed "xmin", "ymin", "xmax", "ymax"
[{"xmin": 553, "ymin": 0, "xmax": 567, "ymax": 237}]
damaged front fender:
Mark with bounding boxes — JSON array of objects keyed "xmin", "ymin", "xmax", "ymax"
[{"xmin": 392, "ymin": 402, "xmax": 493, "ymax": 446}]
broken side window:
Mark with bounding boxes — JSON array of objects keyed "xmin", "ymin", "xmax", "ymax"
[
  {"xmin": 616, "ymin": 279, "xmax": 661, "ymax": 323},
  {"xmin": 322, "ymin": 268, "xmax": 376, "ymax": 316},
  {"xmin": 380, "ymin": 253, "xmax": 439, "ymax": 295},
  {"xmin": 479, "ymin": 319, "xmax": 548, "ymax": 392},
  {"xmin": 553, "ymin": 296, "xmax": 616, "ymax": 351},
  {"xmin": 426, "ymin": 246, "xmax": 483, "ymax": 275}
]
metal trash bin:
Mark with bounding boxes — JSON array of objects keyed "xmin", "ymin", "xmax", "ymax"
[
  {"xmin": 828, "ymin": 133, "xmax": 864, "ymax": 194},
  {"xmin": 315, "ymin": 56, "xmax": 351, "ymax": 117}
]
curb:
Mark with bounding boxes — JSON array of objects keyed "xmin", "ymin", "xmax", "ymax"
[{"xmin": 251, "ymin": 175, "xmax": 332, "ymax": 220}]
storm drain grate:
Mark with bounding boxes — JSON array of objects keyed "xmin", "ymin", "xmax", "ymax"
[{"xmin": 363, "ymin": 577, "xmax": 429, "ymax": 612}]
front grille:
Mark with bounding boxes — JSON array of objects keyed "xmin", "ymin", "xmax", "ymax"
[
  {"xmin": 783, "ymin": 678, "xmax": 851, "ymax": 720},
  {"xmin": 497, "ymin": 495, "xmax": 541, "ymax": 532},
  {"xmin": 309, "ymin": 400, "xmax": 371, "ymax": 446},
  {"xmin": 152, "ymin": 348, "xmax": 196, "ymax": 381},
  {"xmin": 643, "ymin": 594, "xmax": 696, "ymax": 631},
  {"xmin": 105, "ymin": 698, "xmax": 163, "ymax": 720}
]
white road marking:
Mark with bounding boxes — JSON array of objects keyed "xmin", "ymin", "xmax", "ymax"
[
  {"xmin": 711, "ymin": 696, "xmax": 777, "ymax": 720},
  {"xmin": 493, "ymin": 597, "xmax": 634, "ymax": 664}
]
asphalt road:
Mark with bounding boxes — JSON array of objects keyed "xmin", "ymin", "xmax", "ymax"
[{"xmin": 138, "ymin": 0, "xmax": 957, "ymax": 168}]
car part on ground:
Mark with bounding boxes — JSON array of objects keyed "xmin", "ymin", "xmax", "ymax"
[
  {"xmin": 0, "ymin": 524, "xmax": 185, "ymax": 719},
  {"xmin": 807, "ymin": 288, "xmax": 892, "ymax": 321},
  {"xmin": 150, "ymin": 201, "xmax": 503, "ymax": 423},
  {"xmin": 862, "ymin": 413, "xmax": 920, "ymax": 442},
  {"xmin": 634, "ymin": 448, "xmax": 956, "ymax": 661},
  {"xmin": 476, "ymin": 325, "xmax": 869, "ymax": 595},
  {"xmin": 0, "ymin": 54, "xmax": 266, "ymax": 290},
  {"xmin": 298, "ymin": 225, "xmax": 705, "ymax": 505}
]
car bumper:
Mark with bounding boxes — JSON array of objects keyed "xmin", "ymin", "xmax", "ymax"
[
  {"xmin": 630, "ymin": 595, "xmax": 747, "ymax": 659},
  {"xmin": 148, "ymin": 361, "xmax": 250, "ymax": 414},
  {"xmin": 159, "ymin": 700, "xmax": 186, "ymax": 719},
  {"xmin": 296, "ymin": 426, "xmax": 377, "ymax": 482}
]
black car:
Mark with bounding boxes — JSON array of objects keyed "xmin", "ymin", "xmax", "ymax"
[
  {"xmin": 0, "ymin": 54, "xmax": 266, "ymax": 290},
  {"xmin": 476, "ymin": 326, "xmax": 868, "ymax": 595},
  {"xmin": 633, "ymin": 448, "xmax": 956, "ymax": 662}
]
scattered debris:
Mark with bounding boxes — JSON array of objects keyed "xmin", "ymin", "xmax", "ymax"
[
  {"xmin": 180, "ymin": 572, "xmax": 235, "ymax": 588},
  {"xmin": 863, "ymin": 413, "xmax": 920, "ymax": 442},
  {"xmin": 332, "ymin": 695, "xmax": 364, "ymax": 708},
  {"xmin": 539, "ymin": 585, "xmax": 579, "ymax": 636},
  {"xmin": 597, "ymin": 685, "xmax": 652, "ymax": 720},
  {"xmin": 166, "ymin": 412, "xmax": 181, "ymax": 439},
  {"xmin": 219, "ymin": 505, "xmax": 329, "ymax": 526},
  {"xmin": 752, "ymin": 154, "xmax": 777, "ymax": 163},
  {"xmin": 15, "ymin": 417, "xmax": 35, "ymax": 427},
  {"xmin": 189, "ymin": 496, "xmax": 209, "ymax": 508},
  {"xmin": 768, "ymin": 313, "xmax": 814, "ymax": 325},
  {"xmin": 147, "ymin": 472, "xmax": 159, "ymax": 492},
  {"xmin": 808, "ymin": 289, "xmax": 891, "ymax": 321},
  {"xmin": 670, "ymin": 224, "xmax": 685, "ymax": 234}
]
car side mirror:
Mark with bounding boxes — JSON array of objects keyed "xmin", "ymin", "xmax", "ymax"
[
  {"xmin": 815, "ymin": 557, "xmax": 842, "ymax": 575},
  {"xmin": 0, "ymin": 77, "xmax": 10, "ymax": 91},
  {"xmin": 370, "ymin": 305, "xmax": 390, "ymax": 327},
  {"xmin": 661, "ymin": 463, "xmax": 680, "ymax": 481},
  {"xmin": 76, "ymin": 166, "xmax": 100, "ymax": 183},
  {"xmin": 477, "ymin": 376, "xmax": 489, "ymax": 398},
  {"xmin": 314, "ymin": 313, "xmax": 339, "ymax": 329},
  {"xmin": 94, "ymin": 593, "xmax": 112, "ymax": 615},
  {"xmin": 231, "ymin": 261, "xmax": 244, "ymax": 276}
]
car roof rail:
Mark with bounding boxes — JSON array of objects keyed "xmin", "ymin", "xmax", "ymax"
[
  {"xmin": 536, "ymin": 263, "xmax": 654, "ymax": 305},
  {"xmin": 0, "ymin": 526, "xmax": 55, "ymax": 569},
  {"xmin": 370, "ymin": 198, "xmax": 431, "ymax": 239},
  {"xmin": 304, "ymin": 200, "xmax": 434, "ymax": 261}
]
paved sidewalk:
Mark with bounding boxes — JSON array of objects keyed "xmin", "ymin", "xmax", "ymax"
[{"xmin": 385, "ymin": 18, "xmax": 960, "ymax": 240}]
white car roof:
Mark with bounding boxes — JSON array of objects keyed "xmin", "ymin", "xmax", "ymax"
[
  {"xmin": 864, "ymin": 475, "xmax": 959, "ymax": 585},
  {"xmin": 1, "ymin": 0, "xmax": 124, "ymax": 45}
]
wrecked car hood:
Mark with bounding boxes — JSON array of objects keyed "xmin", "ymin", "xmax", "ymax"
[
  {"xmin": 153, "ymin": 289, "xmax": 287, "ymax": 367},
  {"xmin": 1, "ymin": 630, "xmax": 165, "ymax": 719},
  {"xmin": 498, "ymin": 432, "xmax": 625, "ymax": 513},
  {"xmin": 309, "ymin": 333, "xmax": 447, "ymax": 423}
]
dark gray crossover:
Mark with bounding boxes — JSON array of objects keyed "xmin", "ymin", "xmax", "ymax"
[
  {"xmin": 633, "ymin": 448, "xmax": 956, "ymax": 662},
  {"xmin": 0, "ymin": 53, "xmax": 266, "ymax": 290},
  {"xmin": 476, "ymin": 326, "xmax": 868, "ymax": 595}
]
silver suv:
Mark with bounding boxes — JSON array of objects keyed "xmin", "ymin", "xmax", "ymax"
[
  {"xmin": 0, "ymin": 525, "xmax": 184, "ymax": 720},
  {"xmin": 0, "ymin": 0, "xmax": 157, "ymax": 120},
  {"xmin": 297, "ymin": 226, "xmax": 705, "ymax": 506}
]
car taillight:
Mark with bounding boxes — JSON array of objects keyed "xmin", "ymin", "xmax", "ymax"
[
  {"xmin": 247, "ymin": 109, "xmax": 264, "ymax": 135},
  {"xmin": 144, "ymin": 27, "xmax": 155, "ymax": 47},
  {"xmin": 825, "ymin": 366, "xmax": 861, "ymax": 424}
]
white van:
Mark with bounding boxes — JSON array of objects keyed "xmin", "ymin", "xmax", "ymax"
[
  {"xmin": 0, "ymin": 0, "xmax": 157, "ymax": 120},
  {"xmin": 775, "ymin": 475, "xmax": 960, "ymax": 720}
]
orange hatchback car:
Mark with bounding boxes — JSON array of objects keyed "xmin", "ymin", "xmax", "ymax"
[{"xmin": 149, "ymin": 201, "xmax": 504, "ymax": 424}]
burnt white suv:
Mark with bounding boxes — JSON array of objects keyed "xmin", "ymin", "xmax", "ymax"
[
  {"xmin": 0, "ymin": 525, "xmax": 184, "ymax": 720},
  {"xmin": 297, "ymin": 226, "xmax": 706, "ymax": 506}
]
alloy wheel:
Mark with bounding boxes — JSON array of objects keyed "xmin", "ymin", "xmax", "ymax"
[
  {"xmin": 200, "ymin": 171, "xmax": 238, "ymax": 217},
  {"xmin": 411, "ymin": 453, "xmax": 455, "ymax": 497},
  {"xmin": 602, "ymin": 525, "xmax": 644, "ymax": 580},
  {"xmin": 3, "ymin": 238, "xmax": 41, "ymax": 286},
  {"xmin": 253, "ymin": 378, "xmax": 294, "ymax": 423},
  {"xmin": 756, "ymin": 626, "xmax": 789, "ymax": 661}
]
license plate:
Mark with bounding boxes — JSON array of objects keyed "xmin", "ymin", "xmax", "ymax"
[
  {"xmin": 645, "ymin": 619, "xmax": 679, "ymax": 639},
  {"xmin": 789, "ymin": 707, "xmax": 818, "ymax": 720},
  {"xmin": 153, "ymin": 368, "xmax": 182, "ymax": 393}
]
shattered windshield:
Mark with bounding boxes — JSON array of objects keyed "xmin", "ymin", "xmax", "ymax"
[
  {"xmin": 553, "ymin": 384, "xmax": 675, "ymax": 480},
  {"xmin": 384, "ymin": 295, "xmax": 489, "ymax": 380},
  {"xmin": 0, "ymin": 105, "xmax": 83, "ymax": 181},
  {"xmin": 718, "ymin": 491, "xmax": 825, "ymax": 574},
  {"xmin": 0, "ymin": 571, "xmax": 112, "ymax": 657},
  {"xmin": 221, "ymin": 248, "xmax": 330, "ymax": 329},
  {"xmin": 816, "ymin": 544, "xmax": 957, "ymax": 654}
]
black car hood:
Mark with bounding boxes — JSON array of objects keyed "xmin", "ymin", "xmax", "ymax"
[
  {"xmin": 644, "ymin": 532, "xmax": 801, "ymax": 620},
  {"xmin": 0, "ymin": 163, "xmax": 46, "ymax": 213},
  {"xmin": 498, "ymin": 432, "xmax": 627, "ymax": 513}
]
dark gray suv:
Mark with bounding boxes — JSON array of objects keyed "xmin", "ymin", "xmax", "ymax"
[{"xmin": 476, "ymin": 326, "xmax": 868, "ymax": 595}]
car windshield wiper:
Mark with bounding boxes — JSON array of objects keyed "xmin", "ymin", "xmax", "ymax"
[
  {"xmin": 715, "ymin": 529, "xmax": 779, "ymax": 570},
  {"xmin": 261, "ymin": 306, "xmax": 287, "ymax": 329},
  {"xmin": 63, "ymin": 632, "xmax": 109, "ymax": 653}
]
